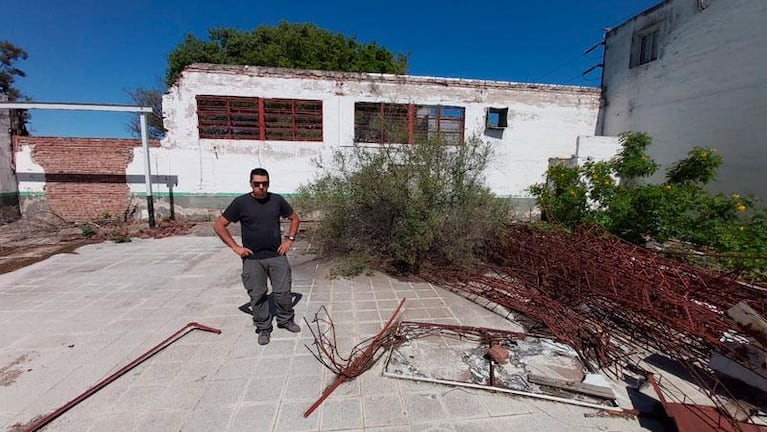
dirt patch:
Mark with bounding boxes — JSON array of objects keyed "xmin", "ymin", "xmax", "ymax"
[
  {"xmin": 0, "ymin": 354, "xmax": 30, "ymax": 387},
  {"xmin": 0, "ymin": 217, "xmax": 204, "ymax": 275}
]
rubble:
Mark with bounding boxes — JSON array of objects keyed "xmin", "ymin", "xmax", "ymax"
[{"xmin": 422, "ymin": 223, "xmax": 767, "ymax": 430}]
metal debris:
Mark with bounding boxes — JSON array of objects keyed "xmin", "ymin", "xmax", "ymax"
[{"xmin": 423, "ymin": 223, "xmax": 767, "ymax": 429}]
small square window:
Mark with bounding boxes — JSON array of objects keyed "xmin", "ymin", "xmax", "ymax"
[
  {"xmin": 630, "ymin": 24, "xmax": 661, "ymax": 68},
  {"xmin": 486, "ymin": 107, "xmax": 508, "ymax": 129}
]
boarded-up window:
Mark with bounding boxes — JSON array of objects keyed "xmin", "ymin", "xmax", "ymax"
[
  {"xmin": 196, "ymin": 95, "xmax": 323, "ymax": 141},
  {"xmin": 355, "ymin": 102, "xmax": 465, "ymax": 145}
]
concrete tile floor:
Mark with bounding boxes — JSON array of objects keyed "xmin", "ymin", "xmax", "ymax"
[{"xmin": 0, "ymin": 235, "xmax": 661, "ymax": 431}]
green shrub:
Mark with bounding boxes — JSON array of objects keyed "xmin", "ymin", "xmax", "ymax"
[
  {"xmin": 296, "ymin": 135, "xmax": 508, "ymax": 275},
  {"xmin": 529, "ymin": 132, "xmax": 767, "ymax": 278}
]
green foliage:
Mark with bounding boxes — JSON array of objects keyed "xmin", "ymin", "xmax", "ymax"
[
  {"xmin": 0, "ymin": 40, "xmax": 27, "ymax": 100},
  {"xmin": 166, "ymin": 22, "xmax": 409, "ymax": 86},
  {"xmin": 80, "ymin": 225, "xmax": 96, "ymax": 238},
  {"xmin": 666, "ymin": 147, "xmax": 723, "ymax": 185},
  {"xmin": 528, "ymin": 132, "xmax": 767, "ymax": 277},
  {"xmin": 296, "ymin": 135, "xmax": 508, "ymax": 275},
  {"xmin": 328, "ymin": 253, "xmax": 375, "ymax": 279},
  {"xmin": 613, "ymin": 132, "xmax": 658, "ymax": 181},
  {"xmin": 1, "ymin": 40, "xmax": 30, "ymax": 135}
]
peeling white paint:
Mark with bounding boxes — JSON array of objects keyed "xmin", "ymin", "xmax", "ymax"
[{"xmin": 161, "ymin": 65, "xmax": 606, "ymax": 198}]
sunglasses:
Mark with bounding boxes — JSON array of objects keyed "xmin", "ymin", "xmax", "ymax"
[{"xmin": 251, "ymin": 181, "xmax": 270, "ymax": 187}]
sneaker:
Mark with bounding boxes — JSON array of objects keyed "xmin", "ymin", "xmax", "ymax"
[
  {"xmin": 257, "ymin": 331, "xmax": 271, "ymax": 345},
  {"xmin": 278, "ymin": 321, "xmax": 301, "ymax": 333}
]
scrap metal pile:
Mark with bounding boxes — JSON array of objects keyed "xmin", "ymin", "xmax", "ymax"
[{"xmin": 423, "ymin": 223, "xmax": 767, "ymax": 427}]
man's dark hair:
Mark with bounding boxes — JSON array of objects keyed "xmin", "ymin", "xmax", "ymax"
[{"xmin": 250, "ymin": 168, "xmax": 269, "ymax": 180}]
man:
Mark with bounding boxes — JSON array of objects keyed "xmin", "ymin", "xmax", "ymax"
[{"xmin": 214, "ymin": 168, "xmax": 301, "ymax": 345}]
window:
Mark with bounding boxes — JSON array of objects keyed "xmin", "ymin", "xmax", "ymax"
[
  {"xmin": 630, "ymin": 25, "xmax": 660, "ymax": 68},
  {"xmin": 196, "ymin": 95, "xmax": 323, "ymax": 141},
  {"xmin": 486, "ymin": 107, "xmax": 509, "ymax": 129},
  {"xmin": 354, "ymin": 102, "xmax": 465, "ymax": 145}
]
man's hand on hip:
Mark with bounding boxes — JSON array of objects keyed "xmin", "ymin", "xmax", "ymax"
[
  {"xmin": 232, "ymin": 245, "xmax": 253, "ymax": 258},
  {"xmin": 278, "ymin": 239, "xmax": 294, "ymax": 255}
]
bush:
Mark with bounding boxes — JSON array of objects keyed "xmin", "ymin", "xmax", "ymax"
[
  {"xmin": 296, "ymin": 135, "xmax": 508, "ymax": 274},
  {"xmin": 529, "ymin": 132, "xmax": 767, "ymax": 278}
]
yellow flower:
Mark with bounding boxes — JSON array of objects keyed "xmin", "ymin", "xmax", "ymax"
[
  {"xmin": 604, "ymin": 179, "xmax": 611, "ymax": 185},
  {"xmin": 700, "ymin": 151, "xmax": 708, "ymax": 158},
  {"xmin": 732, "ymin": 193, "xmax": 740, "ymax": 200},
  {"xmin": 738, "ymin": 226, "xmax": 745, "ymax": 231},
  {"xmin": 736, "ymin": 204, "xmax": 746, "ymax": 212},
  {"xmin": 569, "ymin": 190, "xmax": 576, "ymax": 196},
  {"xmin": 664, "ymin": 184, "xmax": 672, "ymax": 190}
]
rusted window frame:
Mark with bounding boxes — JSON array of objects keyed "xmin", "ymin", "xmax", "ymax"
[
  {"xmin": 354, "ymin": 102, "xmax": 465, "ymax": 145},
  {"xmin": 196, "ymin": 95, "xmax": 323, "ymax": 142}
]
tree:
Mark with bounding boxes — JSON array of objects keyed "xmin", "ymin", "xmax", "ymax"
[
  {"xmin": 1, "ymin": 41, "xmax": 30, "ymax": 135},
  {"xmin": 165, "ymin": 22, "xmax": 409, "ymax": 86},
  {"xmin": 0, "ymin": 41, "xmax": 27, "ymax": 100},
  {"xmin": 126, "ymin": 85, "xmax": 165, "ymax": 140}
]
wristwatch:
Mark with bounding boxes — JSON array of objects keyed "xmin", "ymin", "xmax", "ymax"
[{"xmin": 287, "ymin": 235, "xmax": 296, "ymax": 241}]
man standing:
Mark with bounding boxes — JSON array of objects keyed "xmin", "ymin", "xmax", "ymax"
[{"xmin": 214, "ymin": 168, "xmax": 301, "ymax": 345}]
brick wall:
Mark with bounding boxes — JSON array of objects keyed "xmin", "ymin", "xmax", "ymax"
[{"xmin": 13, "ymin": 136, "xmax": 160, "ymax": 222}]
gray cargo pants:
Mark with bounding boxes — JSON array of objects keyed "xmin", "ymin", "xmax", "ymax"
[{"xmin": 241, "ymin": 255, "xmax": 294, "ymax": 333}]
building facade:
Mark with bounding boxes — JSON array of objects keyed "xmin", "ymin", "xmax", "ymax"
[
  {"xmin": 155, "ymin": 64, "xmax": 613, "ymax": 218},
  {"xmin": 599, "ymin": 0, "xmax": 767, "ymax": 199},
  {"xmin": 9, "ymin": 65, "xmax": 621, "ymax": 221}
]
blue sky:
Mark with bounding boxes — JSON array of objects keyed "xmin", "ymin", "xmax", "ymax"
[{"xmin": 6, "ymin": 0, "xmax": 660, "ymax": 138}]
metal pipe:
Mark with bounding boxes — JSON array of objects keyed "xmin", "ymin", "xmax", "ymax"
[
  {"xmin": 24, "ymin": 322, "xmax": 221, "ymax": 432},
  {"xmin": 139, "ymin": 112, "xmax": 155, "ymax": 228}
]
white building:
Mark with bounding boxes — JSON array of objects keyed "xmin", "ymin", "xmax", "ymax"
[
  {"xmin": 155, "ymin": 64, "xmax": 615, "ymax": 218},
  {"xmin": 598, "ymin": 0, "xmax": 767, "ymax": 199}
]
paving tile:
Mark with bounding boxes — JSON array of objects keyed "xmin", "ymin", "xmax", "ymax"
[
  {"xmin": 440, "ymin": 389, "xmax": 488, "ymax": 419},
  {"xmin": 274, "ymin": 400, "xmax": 319, "ymax": 431},
  {"xmin": 231, "ymin": 402, "xmax": 279, "ymax": 432},
  {"xmin": 133, "ymin": 409, "xmax": 188, "ymax": 432},
  {"xmin": 197, "ymin": 379, "xmax": 247, "ymax": 406},
  {"xmin": 244, "ymin": 376, "xmax": 287, "ymax": 402},
  {"xmin": 112, "ymin": 384, "xmax": 167, "ymax": 412},
  {"xmin": 261, "ymin": 339, "xmax": 297, "ymax": 357},
  {"xmin": 179, "ymin": 405, "xmax": 233, "ymax": 432},
  {"xmin": 319, "ymin": 397, "xmax": 363, "ymax": 430},
  {"xmin": 284, "ymin": 374, "xmax": 323, "ymax": 400},
  {"xmin": 290, "ymin": 354, "xmax": 324, "ymax": 377},
  {"xmin": 256, "ymin": 356, "xmax": 292, "ymax": 377},
  {"xmin": 214, "ymin": 357, "xmax": 259, "ymax": 380},
  {"xmin": 353, "ymin": 300, "xmax": 378, "ymax": 311},
  {"xmin": 363, "ymin": 394, "xmax": 408, "ymax": 428},
  {"xmin": 361, "ymin": 371, "xmax": 400, "ymax": 395},
  {"xmin": 356, "ymin": 309, "xmax": 382, "ymax": 322},
  {"xmin": 351, "ymin": 291, "xmax": 375, "ymax": 301},
  {"xmin": 403, "ymin": 392, "xmax": 448, "ymax": 424},
  {"xmin": 411, "ymin": 423, "xmax": 456, "ymax": 432}
]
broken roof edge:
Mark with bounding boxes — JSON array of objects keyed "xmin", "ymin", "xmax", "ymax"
[
  {"xmin": 605, "ymin": 0, "xmax": 672, "ymax": 37},
  {"xmin": 181, "ymin": 63, "xmax": 601, "ymax": 94}
]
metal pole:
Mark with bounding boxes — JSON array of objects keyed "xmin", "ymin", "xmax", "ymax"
[
  {"xmin": 24, "ymin": 322, "xmax": 222, "ymax": 432},
  {"xmin": 139, "ymin": 112, "xmax": 155, "ymax": 228}
]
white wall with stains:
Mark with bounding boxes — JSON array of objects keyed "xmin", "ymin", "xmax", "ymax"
[
  {"xmin": 600, "ymin": 0, "xmax": 767, "ymax": 199},
  {"xmin": 146, "ymin": 65, "xmax": 603, "ymax": 202}
]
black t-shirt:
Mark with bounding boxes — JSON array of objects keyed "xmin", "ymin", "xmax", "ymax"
[{"xmin": 222, "ymin": 192, "xmax": 294, "ymax": 259}]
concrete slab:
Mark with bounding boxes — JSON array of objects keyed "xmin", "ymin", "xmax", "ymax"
[{"xmin": 0, "ymin": 232, "xmax": 660, "ymax": 431}]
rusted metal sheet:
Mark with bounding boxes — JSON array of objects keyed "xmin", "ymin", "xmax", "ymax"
[{"xmin": 648, "ymin": 375, "xmax": 767, "ymax": 432}]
